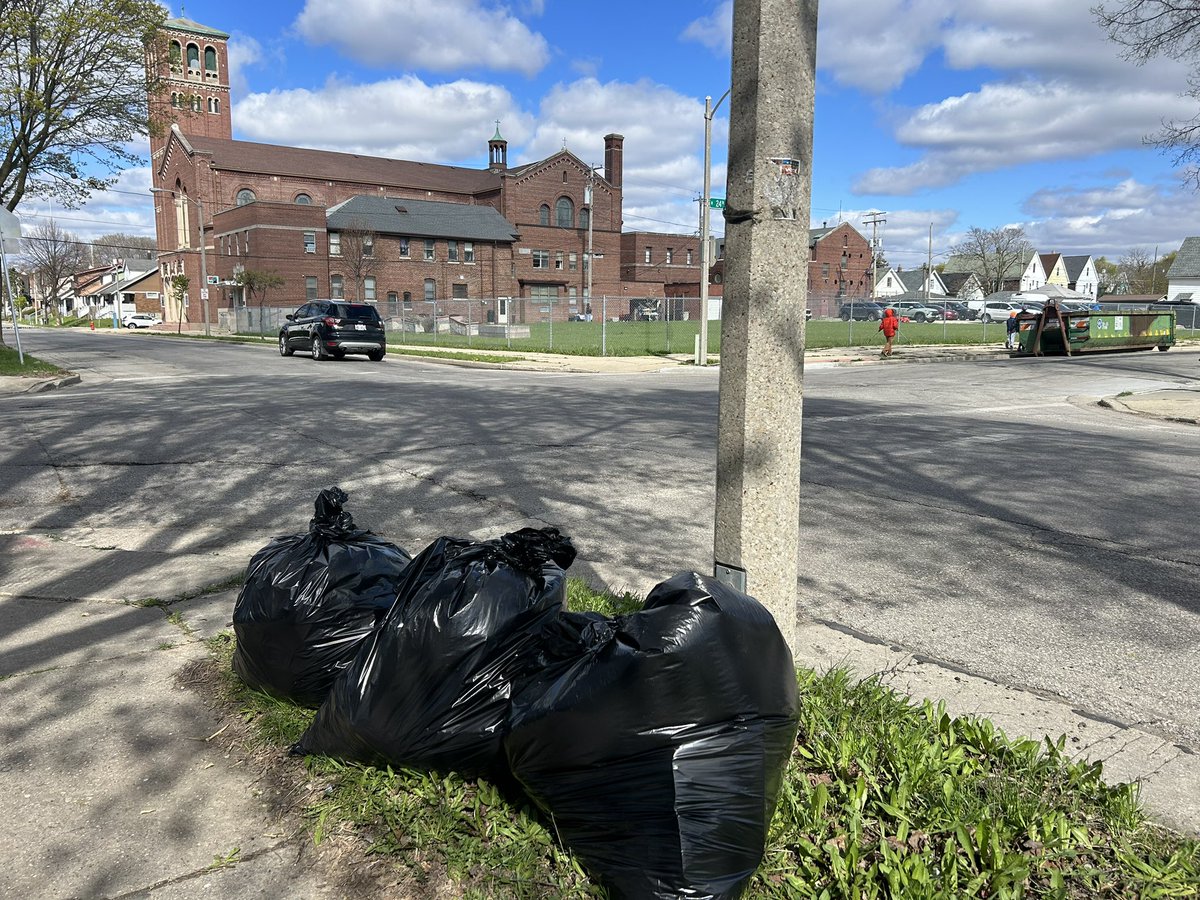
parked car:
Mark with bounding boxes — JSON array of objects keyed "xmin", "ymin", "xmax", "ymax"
[
  {"xmin": 122, "ymin": 313, "xmax": 163, "ymax": 329},
  {"xmin": 279, "ymin": 300, "xmax": 387, "ymax": 361},
  {"xmin": 979, "ymin": 301, "xmax": 1028, "ymax": 323},
  {"xmin": 886, "ymin": 300, "xmax": 943, "ymax": 323},
  {"xmin": 838, "ymin": 301, "xmax": 886, "ymax": 321},
  {"xmin": 931, "ymin": 300, "xmax": 976, "ymax": 321}
]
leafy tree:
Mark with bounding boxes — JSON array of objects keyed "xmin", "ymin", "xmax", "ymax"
[
  {"xmin": 91, "ymin": 233, "xmax": 157, "ymax": 264},
  {"xmin": 1094, "ymin": 255, "xmax": 1125, "ymax": 295},
  {"xmin": 1116, "ymin": 247, "xmax": 1176, "ymax": 294},
  {"xmin": 0, "ymin": 0, "xmax": 168, "ymax": 210},
  {"xmin": 1094, "ymin": 2, "xmax": 1200, "ymax": 187},
  {"xmin": 19, "ymin": 218, "xmax": 89, "ymax": 320},
  {"xmin": 947, "ymin": 226, "xmax": 1035, "ymax": 294},
  {"xmin": 167, "ymin": 273, "xmax": 189, "ymax": 330}
]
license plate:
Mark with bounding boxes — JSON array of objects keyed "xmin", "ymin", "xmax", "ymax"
[{"xmin": 355, "ymin": 323, "xmax": 366, "ymax": 331}]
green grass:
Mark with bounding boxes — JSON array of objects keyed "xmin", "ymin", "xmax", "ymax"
[
  {"xmin": 205, "ymin": 579, "xmax": 1200, "ymax": 898},
  {"xmin": 0, "ymin": 343, "xmax": 69, "ymax": 377},
  {"xmin": 390, "ymin": 348, "xmax": 528, "ymax": 364}
]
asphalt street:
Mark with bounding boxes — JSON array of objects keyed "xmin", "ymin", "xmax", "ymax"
[{"xmin": 4, "ymin": 327, "xmax": 1199, "ymax": 753}]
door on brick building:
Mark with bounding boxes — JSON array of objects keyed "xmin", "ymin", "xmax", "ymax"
[{"xmin": 497, "ymin": 297, "xmax": 509, "ymax": 324}]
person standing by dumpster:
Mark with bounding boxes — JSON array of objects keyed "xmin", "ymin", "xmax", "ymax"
[
  {"xmin": 1006, "ymin": 310, "xmax": 1020, "ymax": 350},
  {"xmin": 879, "ymin": 307, "xmax": 899, "ymax": 358}
]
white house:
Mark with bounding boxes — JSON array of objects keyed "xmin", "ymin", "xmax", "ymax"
[
  {"xmin": 1166, "ymin": 237, "xmax": 1200, "ymax": 301},
  {"xmin": 1062, "ymin": 255, "xmax": 1098, "ymax": 301}
]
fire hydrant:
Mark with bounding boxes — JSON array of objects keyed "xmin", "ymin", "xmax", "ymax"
[{"xmin": 90, "ymin": 319, "xmax": 95, "ymax": 331}]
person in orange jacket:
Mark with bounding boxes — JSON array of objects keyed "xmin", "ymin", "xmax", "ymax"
[{"xmin": 879, "ymin": 307, "xmax": 899, "ymax": 358}]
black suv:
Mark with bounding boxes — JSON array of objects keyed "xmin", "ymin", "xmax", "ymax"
[
  {"xmin": 838, "ymin": 300, "xmax": 886, "ymax": 321},
  {"xmin": 279, "ymin": 300, "xmax": 386, "ymax": 361}
]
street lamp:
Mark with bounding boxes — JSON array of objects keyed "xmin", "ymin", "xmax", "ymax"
[
  {"xmin": 150, "ymin": 187, "xmax": 210, "ymax": 337},
  {"xmin": 699, "ymin": 88, "xmax": 731, "ymax": 366}
]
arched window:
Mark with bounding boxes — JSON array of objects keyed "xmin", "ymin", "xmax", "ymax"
[
  {"xmin": 186, "ymin": 43, "xmax": 200, "ymax": 71},
  {"xmin": 207, "ymin": 97, "xmax": 220, "ymax": 114},
  {"xmin": 538, "ymin": 204, "xmax": 550, "ymax": 226},
  {"xmin": 204, "ymin": 46, "xmax": 217, "ymax": 73},
  {"xmin": 556, "ymin": 197, "xmax": 574, "ymax": 228},
  {"xmin": 170, "ymin": 92, "xmax": 179, "ymax": 108},
  {"xmin": 294, "ymin": 193, "xmax": 312, "ymax": 205},
  {"xmin": 169, "ymin": 41, "xmax": 182, "ymax": 69},
  {"xmin": 578, "ymin": 207, "xmax": 590, "ymax": 231},
  {"xmin": 236, "ymin": 189, "xmax": 256, "ymax": 206}
]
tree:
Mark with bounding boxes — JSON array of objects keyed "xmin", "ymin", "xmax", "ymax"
[
  {"xmin": 948, "ymin": 226, "xmax": 1034, "ymax": 294},
  {"xmin": 1094, "ymin": 2, "xmax": 1200, "ymax": 187},
  {"xmin": 339, "ymin": 220, "xmax": 377, "ymax": 301},
  {"xmin": 91, "ymin": 233, "xmax": 157, "ymax": 265},
  {"xmin": 1094, "ymin": 255, "xmax": 1125, "ymax": 295},
  {"xmin": 167, "ymin": 274, "xmax": 188, "ymax": 331},
  {"xmin": 20, "ymin": 218, "xmax": 88, "ymax": 320},
  {"xmin": 0, "ymin": 0, "xmax": 168, "ymax": 211},
  {"xmin": 235, "ymin": 269, "xmax": 285, "ymax": 337}
]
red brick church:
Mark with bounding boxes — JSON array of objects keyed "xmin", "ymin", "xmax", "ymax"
[{"xmin": 147, "ymin": 17, "xmax": 628, "ymax": 326}]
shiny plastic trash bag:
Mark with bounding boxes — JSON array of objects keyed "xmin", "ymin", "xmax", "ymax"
[
  {"xmin": 294, "ymin": 527, "xmax": 576, "ymax": 776},
  {"xmin": 231, "ymin": 487, "xmax": 412, "ymax": 706},
  {"xmin": 503, "ymin": 571, "xmax": 799, "ymax": 900}
]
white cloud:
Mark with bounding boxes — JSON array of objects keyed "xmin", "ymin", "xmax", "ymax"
[
  {"xmin": 680, "ymin": 1, "xmax": 731, "ymax": 54},
  {"xmin": 817, "ymin": 0, "xmax": 952, "ymax": 91},
  {"xmin": 293, "ymin": 0, "xmax": 551, "ymax": 76},
  {"xmin": 233, "ymin": 76, "xmax": 534, "ymax": 163},
  {"xmin": 226, "ymin": 34, "xmax": 265, "ymax": 99},
  {"xmin": 854, "ymin": 81, "xmax": 1195, "ymax": 194}
]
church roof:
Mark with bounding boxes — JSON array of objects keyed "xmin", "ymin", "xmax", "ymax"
[
  {"xmin": 326, "ymin": 195, "xmax": 519, "ymax": 242},
  {"xmin": 163, "ymin": 17, "xmax": 230, "ymax": 39},
  {"xmin": 183, "ymin": 134, "xmax": 501, "ymax": 197}
]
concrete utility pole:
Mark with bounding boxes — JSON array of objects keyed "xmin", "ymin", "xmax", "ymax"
[
  {"xmin": 713, "ymin": 0, "xmax": 818, "ymax": 656},
  {"xmin": 864, "ymin": 210, "xmax": 886, "ymax": 299}
]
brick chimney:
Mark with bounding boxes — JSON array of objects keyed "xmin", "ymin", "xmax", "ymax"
[{"xmin": 604, "ymin": 133, "xmax": 624, "ymax": 188}]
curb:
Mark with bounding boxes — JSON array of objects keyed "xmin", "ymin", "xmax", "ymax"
[
  {"xmin": 4, "ymin": 373, "xmax": 82, "ymax": 394},
  {"xmin": 1099, "ymin": 395, "xmax": 1200, "ymax": 425}
]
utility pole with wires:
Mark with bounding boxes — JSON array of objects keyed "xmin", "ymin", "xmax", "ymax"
[
  {"xmin": 864, "ymin": 211, "xmax": 886, "ymax": 299},
  {"xmin": 925, "ymin": 222, "xmax": 933, "ymax": 302}
]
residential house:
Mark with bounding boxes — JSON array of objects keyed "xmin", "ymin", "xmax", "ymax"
[
  {"xmin": 943, "ymin": 251, "xmax": 1046, "ymax": 293},
  {"xmin": 938, "ymin": 271, "xmax": 985, "ymax": 304},
  {"xmin": 805, "ymin": 222, "xmax": 875, "ymax": 316},
  {"xmin": 1038, "ymin": 253, "xmax": 1069, "ymax": 287},
  {"xmin": 875, "ymin": 267, "xmax": 946, "ymax": 298},
  {"xmin": 1166, "ymin": 236, "xmax": 1200, "ymax": 301},
  {"xmin": 1062, "ymin": 255, "xmax": 1098, "ymax": 301}
]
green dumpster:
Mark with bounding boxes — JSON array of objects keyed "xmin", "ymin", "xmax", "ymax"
[{"xmin": 1017, "ymin": 309, "xmax": 1175, "ymax": 355}]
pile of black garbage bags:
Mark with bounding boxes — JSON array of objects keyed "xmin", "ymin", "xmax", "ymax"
[{"xmin": 232, "ymin": 487, "xmax": 800, "ymax": 900}]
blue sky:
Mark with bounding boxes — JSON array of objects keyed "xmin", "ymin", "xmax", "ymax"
[{"xmin": 30, "ymin": 0, "xmax": 1200, "ymax": 268}]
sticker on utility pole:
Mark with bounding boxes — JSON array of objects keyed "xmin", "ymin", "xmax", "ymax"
[
  {"xmin": 200, "ymin": 289, "xmax": 209, "ymax": 300},
  {"xmin": 767, "ymin": 157, "xmax": 802, "ymax": 220}
]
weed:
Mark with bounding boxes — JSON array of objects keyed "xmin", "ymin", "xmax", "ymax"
[
  {"xmin": 131, "ymin": 597, "xmax": 167, "ymax": 609},
  {"xmin": 207, "ymin": 847, "xmax": 240, "ymax": 870}
]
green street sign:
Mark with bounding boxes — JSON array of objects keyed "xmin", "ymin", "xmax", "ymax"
[{"xmin": 709, "ymin": 198, "xmax": 726, "ymax": 209}]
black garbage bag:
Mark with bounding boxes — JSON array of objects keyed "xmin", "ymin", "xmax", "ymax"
[
  {"xmin": 231, "ymin": 487, "xmax": 412, "ymax": 707},
  {"xmin": 503, "ymin": 571, "xmax": 799, "ymax": 900},
  {"xmin": 294, "ymin": 526, "xmax": 576, "ymax": 776}
]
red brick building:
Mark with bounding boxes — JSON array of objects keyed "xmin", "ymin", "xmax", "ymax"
[{"xmin": 148, "ymin": 17, "xmax": 629, "ymax": 327}]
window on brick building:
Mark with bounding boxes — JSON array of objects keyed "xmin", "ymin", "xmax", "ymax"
[
  {"xmin": 327, "ymin": 232, "xmax": 340, "ymax": 256},
  {"xmin": 569, "ymin": 252, "xmax": 577, "ymax": 271},
  {"xmin": 424, "ymin": 278, "xmax": 435, "ymax": 301},
  {"xmin": 331, "ymin": 275, "xmax": 344, "ymax": 298},
  {"xmin": 207, "ymin": 97, "xmax": 220, "ymax": 114},
  {"xmin": 464, "ymin": 242, "xmax": 474, "ymax": 263},
  {"xmin": 821, "ymin": 263, "xmax": 829, "ymax": 278},
  {"xmin": 305, "ymin": 276, "xmax": 318, "ymax": 301},
  {"xmin": 532, "ymin": 250, "xmax": 550, "ymax": 269},
  {"xmin": 666, "ymin": 248, "xmax": 674, "ymax": 264},
  {"xmin": 403, "ymin": 291, "xmax": 412, "ymax": 308},
  {"xmin": 424, "ymin": 239, "xmax": 435, "ymax": 261},
  {"xmin": 448, "ymin": 240, "xmax": 458, "ymax": 262},
  {"xmin": 539, "ymin": 205, "xmax": 550, "ymax": 226},
  {"xmin": 169, "ymin": 41, "xmax": 182, "ymax": 70},
  {"xmin": 555, "ymin": 251, "xmax": 563, "ymax": 270},
  {"xmin": 399, "ymin": 237, "xmax": 410, "ymax": 258},
  {"xmin": 387, "ymin": 292, "xmax": 397, "ymax": 305},
  {"xmin": 364, "ymin": 276, "xmax": 376, "ymax": 301},
  {"xmin": 579, "ymin": 208, "xmax": 589, "ymax": 231},
  {"xmin": 644, "ymin": 248, "xmax": 652, "ymax": 264},
  {"xmin": 687, "ymin": 249, "xmax": 693, "ymax": 265},
  {"xmin": 295, "ymin": 193, "xmax": 312, "ymax": 205},
  {"xmin": 236, "ymin": 188, "xmax": 255, "ymax": 206},
  {"xmin": 556, "ymin": 197, "xmax": 574, "ymax": 228},
  {"xmin": 452, "ymin": 283, "xmax": 468, "ymax": 299},
  {"xmin": 187, "ymin": 43, "xmax": 200, "ymax": 71},
  {"xmin": 362, "ymin": 235, "xmax": 374, "ymax": 257},
  {"xmin": 204, "ymin": 46, "xmax": 217, "ymax": 73},
  {"xmin": 303, "ymin": 231, "xmax": 316, "ymax": 254}
]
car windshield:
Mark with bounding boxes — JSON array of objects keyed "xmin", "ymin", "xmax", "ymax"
[{"xmin": 332, "ymin": 304, "xmax": 380, "ymax": 321}]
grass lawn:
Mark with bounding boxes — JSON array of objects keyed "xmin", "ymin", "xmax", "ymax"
[
  {"xmin": 0, "ymin": 343, "xmax": 69, "ymax": 377},
  {"xmin": 204, "ymin": 578, "xmax": 1200, "ymax": 898}
]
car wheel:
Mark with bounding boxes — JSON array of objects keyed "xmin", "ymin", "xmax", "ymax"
[
  {"xmin": 1157, "ymin": 345, "xmax": 1170, "ymax": 351},
  {"xmin": 311, "ymin": 332, "xmax": 325, "ymax": 360},
  {"xmin": 368, "ymin": 349, "xmax": 385, "ymax": 362},
  {"xmin": 279, "ymin": 333, "xmax": 293, "ymax": 357},
  {"xmin": 126, "ymin": 323, "xmax": 137, "ymax": 329},
  {"xmin": 868, "ymin": 313, "xmax": 880, "ymax": 321},
  {"xmin": 915, "ymin": 313, "xmax": 927, "ymax": 323},
  {"xmin": 982, "ymin": 315, "xmax": 993, "ymax": 324},
  {"xmin": 840, "ymin": 312, "xmax": 850, "ymax": 321}
]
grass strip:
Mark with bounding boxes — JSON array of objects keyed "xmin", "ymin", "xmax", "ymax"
[
  {"xmin": 206, "ymin": 577, "xmax": 1200, "ymax": 897},
  {"xmin": 0, "ymin": 343, "xmax": 69, "ymax": 377},
  {"xmin": 389, "ymin": 348, "xmax": 527, "ymax": 364}
]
